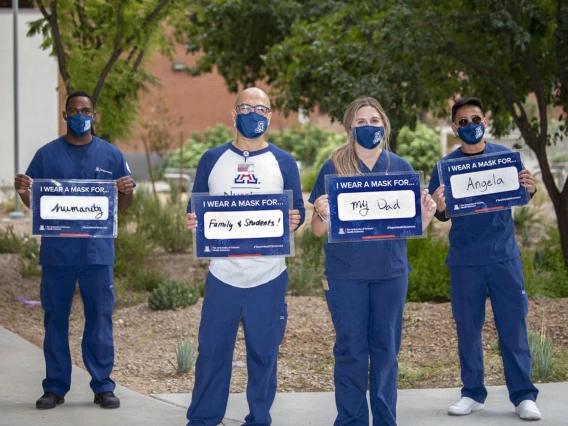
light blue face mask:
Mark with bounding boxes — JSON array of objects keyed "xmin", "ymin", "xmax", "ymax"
[
  {"xmin": 457, "ymin": 122, "xmax": 485, "ymax": 145},
  {"xmin": 353, "ymin": 125, "xmax": 384, "ymax": 149},
  {"xmin": 66, "ymin": 114, "xmax": 93, "ymax": 137}
]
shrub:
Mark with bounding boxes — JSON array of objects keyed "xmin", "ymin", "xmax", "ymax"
[
  {"xmin": 286, "ymin": 228, "xmax": 327, "ymax": 296},
  {"xmin": 407, "ymin": 236, "xmax": 450, "ymax": 302},
  {"xmin": 523, "ymin": 227, "xmax": 568, "ymax": 298},
  {"xmin": 148, "ymin": 279, "xmax": 200, "ymax": 311},
  {"xmin": 164, "ymin": 124, "xmax": 234, "ymax": 169},
  {"xmin": 0, "ymin": 226, "xmax": 22, "ymax": 253},
  {"xmin": 397, "ymin": 124, "xmax": 442, "ymax": 177},
  {"xmin": 19, "ymin": 235, "xmax": 41, "ymax": 278},
  {"xmin": 301, "ymin": 168, "xmax": 318, "ymax": 193},
  {"xmin": 529, "ymin": 330, "xmax": 554, "ymax": 381},
  {"xmin": 170, "ymin": 334, "xmax": 197, "ymax": 375}
]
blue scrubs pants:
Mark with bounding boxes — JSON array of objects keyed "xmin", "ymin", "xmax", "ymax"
[
  {"xmin": 40, "ymin": 265, "xmax": 116, "ymax": 397},
  {"xmin": 325, "ymin": 275, "xmax": 408, "ymax": 426},
  {"xmin": 187, "ymin": 271, "xmax": 288, "ymax": 426},
  {"xmin": 450, "ymin": 258, "xmax": 539, "ymax": 406}
]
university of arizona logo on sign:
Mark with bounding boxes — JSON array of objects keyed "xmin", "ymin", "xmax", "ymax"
[
  {"xmin": 475, "ymin": 126, "xmax": 483, "ymax": 139},
  {"xmin": 255, "ymin": 122, "xmax": 265, "ymax": 133},
  {"xmin": 373, "ymin": 129, "xmax": 383, "ymax": 144},
  {"xmin": 234, "ymin": 163, "xmax": 259, "ymax": 184}
]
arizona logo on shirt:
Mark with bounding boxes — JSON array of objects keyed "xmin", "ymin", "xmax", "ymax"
[{"xmin": 234, "ymin": 163, "xmax": 259, "ymax": 184}]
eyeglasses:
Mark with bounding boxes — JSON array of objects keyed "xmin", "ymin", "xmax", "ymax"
[
  {"xmin": 457, "ymin": 115, "xmax": 483, "ymax": 127},
  {"xmin": 67, "ymin": 107, "xmax": 94, "ymax": 117},
  {"xmin": 235, "ymin": 103, "xmax": 271, "ymax": 116}
]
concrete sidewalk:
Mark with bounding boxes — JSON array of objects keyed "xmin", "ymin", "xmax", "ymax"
[{"xmin": 1, "ymin": 326, "xmax": 567, "ymax": 426}]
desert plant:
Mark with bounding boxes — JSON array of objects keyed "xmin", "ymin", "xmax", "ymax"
[
  {"xmin": 0, "ymin": 226, "xmax": 22, "ymax": 253},
  {"xmin": 170, "ymin": 334, "xmax": 197, "ymax": 375},
  {"xmin": 148, "ymin": 279, "xmax": 200, "ymax": 311},
  {"xmin": 407, "ymin": 236, "xmax": 450, "ymax": 302},
  {"xmin": 286, "ymin": 228, "xmax": 327, "ymax": 296},
  {"xmin": 529, "ymin": 330, "xmax": 554, "ymax": 381},
  {"xmin": 19, "ymin": 235, "xmax": 41, "ymax": 278}
]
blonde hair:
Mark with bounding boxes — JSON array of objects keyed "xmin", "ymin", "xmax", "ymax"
[{"xmin": 330, "ymin": 96, "xmax": 392, "ymax": 175}]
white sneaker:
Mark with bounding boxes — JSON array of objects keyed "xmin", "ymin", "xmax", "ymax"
[
  {"xmin": 447, "ymin": 397, "xmax": 485, "ymax": 415},
  {"xmin": 515, "ymin": 400, "xmax": 542, "ymax": 420}
]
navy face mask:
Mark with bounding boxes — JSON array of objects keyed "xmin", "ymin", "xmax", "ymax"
[
  {"xmin": 457, "ymin": 122, "xmax": 485, "ymax": 145},
  {"xmin": 66, "ymin": 114, "xmax": 93, "ymax": 137},
  {"xmin": 235, "ymin": 112, "xmax": 268, "ymax": 139},
  {"xmin": 354, "ymin": 125, "xmax": 384, "ymax": 149}
]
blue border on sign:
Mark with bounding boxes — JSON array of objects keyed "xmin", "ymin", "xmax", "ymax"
[
  {"xmin": 325, "ymin": 172, "xmax": 424, "ymax": 242},
  {"xmin": 438, "ymin": 151, "xmax": 529, "ymax": 217},
  {"xmin": 31, "ymin": 179, "xmax": 117, "ymax": 238},
  {"xmin": 192, "ymin": 191, "xmax": 293, "ymax": 258}
]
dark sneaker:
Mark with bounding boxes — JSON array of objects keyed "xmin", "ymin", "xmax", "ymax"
[
  {"xmin": 94, "ymin": 391, "xmax": 120, "ymax": 409},
  {"xmin": 36, "ymin": 392, "xmax": 65, "ymax": 409}
]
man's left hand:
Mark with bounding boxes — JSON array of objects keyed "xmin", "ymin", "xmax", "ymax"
[
  {"xmin": 116, "ymin": 176, "xmax": 134, "ymax": 194},
  {"xmin": 289, "ymin": 209, "xmax": 301, "ymax": 231},
  {"xmin": 519, "ymin": 169, "xmax": 536, "ymax": 194}
]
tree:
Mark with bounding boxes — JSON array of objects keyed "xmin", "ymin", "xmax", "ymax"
[
  {"xmin": 177, "ymin": 0, "xmax": 568, "ymax": 267},
  {"xmin": 378, "ymin": 0, "xmax": 568, "ymax": 266},
  {"xmin": 397, "ymin": 124, "xmax": 442, "ymax": 177},
  {"xmin": 28, "ymin": 0, "xmax": 188, "ymax": 141}
]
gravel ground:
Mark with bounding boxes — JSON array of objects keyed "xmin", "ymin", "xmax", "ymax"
[{"xmin": 1, "ymin": 252, "xmax": 567, "ymax": 395}]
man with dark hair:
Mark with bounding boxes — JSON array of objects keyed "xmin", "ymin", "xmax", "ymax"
[
  {"xmin": 14, "ymin": 91, "xmax": 134, "ymax": 410},
  {"xmin": 428, "ymin": 97, "xmax": 541, "ymax": 421}
]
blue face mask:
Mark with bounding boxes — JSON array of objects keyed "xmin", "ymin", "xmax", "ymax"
[
  {"xmin": 457, "ymin": 122, "xmax": 485, "ymax": 145},
  {"xmin": 235, "ymin": 112, "xmax": 268, "ymax": 139},
  {"xmin": 354, "ymin": 125, "xmax": 384, "ymax": 149},
  {"xmin": 66, "ymin": 114, "xmax": 93, "ymax": 137}
]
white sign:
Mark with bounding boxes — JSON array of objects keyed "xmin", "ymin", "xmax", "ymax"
[
  {"xmin": 450, "ymin": 166, "xmax": 519, "ymax": 199},
  {"xmin": 337, "ymin": 190, "xmax": 416, "ymax": 221},
  {"xmin": 204, "ymin": 210, "xmax": 284, "ymax": 240},
  {"xmin": 40, "ymin": 196, "xmax": 109, "ymax": 220}
]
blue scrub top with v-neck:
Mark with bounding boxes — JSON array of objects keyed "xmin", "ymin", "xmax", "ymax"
[
  {"xmin": 26, "ymin": 136, "xmax": 134, "ymax": 266},
  {"xmin": 309, "ymin": 150, "xmax": 413, "ymax": 280}
]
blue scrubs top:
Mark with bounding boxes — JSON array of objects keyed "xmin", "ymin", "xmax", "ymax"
[
  {"xmin": 309, "ymin": 150, "xmax": 413, "ymax": 280},
  {"xmin": 26, "ymin": 136, "xmax": 134, "ymax": 266},
  {"xmin": 428, "ymin": 142, "xmax": 520, "ymax": 266}
]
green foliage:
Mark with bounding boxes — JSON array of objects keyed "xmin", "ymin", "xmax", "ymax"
[
  {"xmin": 286, "ymin": 228, "xmax": 327, "ymax": 296},
  {"xmin": 170, "ymin": 334, "xmax": 197, "ymax": 375},
  {"xmin": 301, "ymin": 168, "xmax": 318, "ymax": 193},
  {"xmin": 267, "ymin": 125, "xmax": 346, "ymax": 167},
  {"xmin": 407, "ymin": 236, "xmax": 450, "ymax": 302},
  {"xmin": 529, "ymin": 330, "xmax": 555, "ymax": 381},
  {"xmin": 513, "ymin": 206, "xmax": 541, "ymax": 247},
  {"xmin": 523, "ymin": 227, "xmax": 568, "ymax": 297},
  {"xmin": 28, "ymin": 0, "xmax": 190, "ymax": 142},
  {"xmin": 0, "ymin": 226, "xmax": 22, "ymax": 253},
  {"xmin": 148, "ymin": 279, "xmax": 200, "ymax": 311},
  {"xmin": 397, "ymin": 124, "xmax": 442, "ymax": 176},
  {"xmin": 0, "ymin": 226, "xmax": 41, "ymax": 277},
  {"xmin": 165, "ymin": 125, "xmax": 234, "ymax": 169}
]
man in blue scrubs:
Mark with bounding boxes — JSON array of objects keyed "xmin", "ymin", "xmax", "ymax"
[
  {"xmin": 14, "ymin": 91, "xmax": 134, "ymax": 410},
  {"xmin": 185, "ymin": 87, "xmax": 305, "ymax": 426},
  {"xmin": 429, "ymin": 97, "xmax": 541, "ymax": 421}
]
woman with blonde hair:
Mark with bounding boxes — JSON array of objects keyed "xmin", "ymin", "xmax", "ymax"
[{"xmin": 309, "ymin": 96, "xmax": 436, "ymax": 426}]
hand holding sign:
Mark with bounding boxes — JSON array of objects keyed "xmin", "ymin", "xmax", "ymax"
[
  {"xmin": 432, "ymin": 184, "xmax": 446, "ymax": 212},
  {"xmin": 289, "ymin": 209, "xmax": 301, "ymax": 231},
  {"xmin": 116, "ymin": 176, "xmax": 134, "ymax": 194},
  {"xmin": 186, "ymin": 212, "xmax": 198, "ymax": 231},
  {"xmin": 519, "ymin": 169, "xmax": 536, "ymax": 194},
  {"xmin": 14, "ymin": 174, "xmax": 33, "ymax": 194},
  {"xmin": 420, "ymin": 189, "xmax": 437, "ymax": 230}
]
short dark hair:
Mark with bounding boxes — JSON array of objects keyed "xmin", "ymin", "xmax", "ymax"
[
  {"xmin": 65, "ymin": 90, "xmax": 94, "ymax": 111},
  {"xmin": 451, "ymin": 97, "xmax": 484, "ymax": 122}
]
